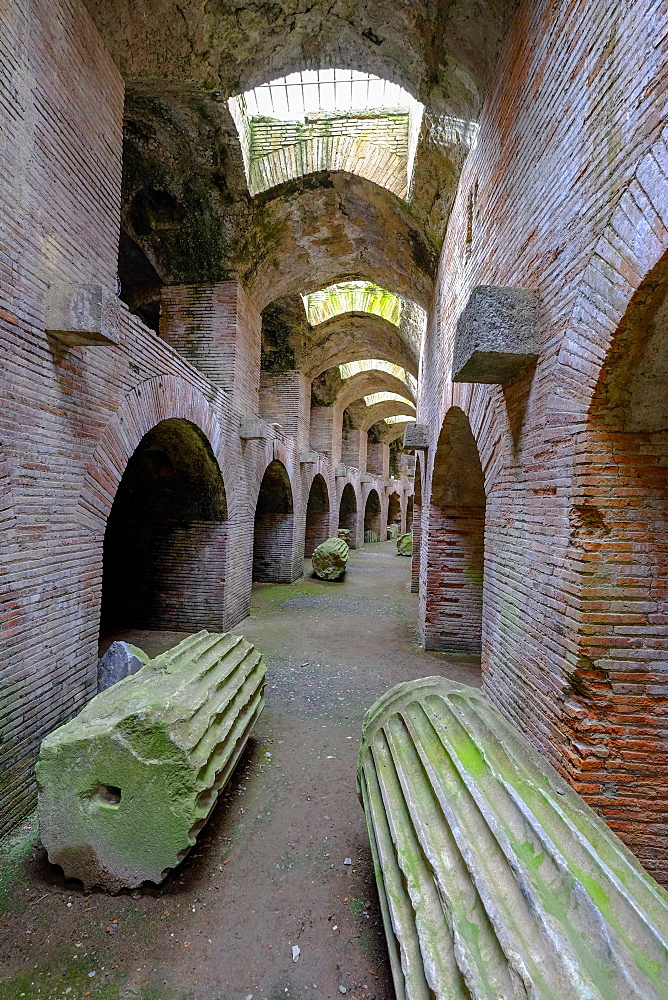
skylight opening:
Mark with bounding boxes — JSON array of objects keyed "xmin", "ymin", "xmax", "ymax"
[
  {"xmin": 339, "ymin": 359, "xmax": 407, "ymax": 382},
  {"xmin": 385, "ymin": 415, "xmax": 414, "ymax": 424},
  {"xmin": 303, "ymin": 282, "xmax": 402, "ymax": 327},
  {"xmin": 242, "ymin": 69, "xmax": 417, "ymax": 122},
  {"xmin": 364, "ymin": 392, "xmax": 415, "ymax": 408},
  {"xmin": 229, "ymin": 69, "xmax": 424, "ymax": 199}
]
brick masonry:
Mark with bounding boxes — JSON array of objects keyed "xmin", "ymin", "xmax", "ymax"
[{"xmin": 2, "ymin": 0, "xmax": 668, "ymax": 890}]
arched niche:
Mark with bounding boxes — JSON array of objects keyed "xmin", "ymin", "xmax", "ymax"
[
  {"xmin": 364, "ymin": 489, "xmax": 382, "ymax": 542},
  {"xmin": 411, "ymin": 454, "xmax": 422, "ymax": 593},
  {"xmin": 101, "ymin": 418, "xmax": 228, "ymax": 634},
  {"xmin": 253, "ymin": 460, "xmax": 295, "ymax": 583},
  {"xmin": 423, "ymin": 407, "xmax": 486, "ymax": 654},
  {"xmin": 305, "ymin": 473, "xmax": 330, "ymax": 558},
  {"xmin": 568, "ymin": 250, "xmax": 668, "ymax": 882},
  {"xmin": 338, "ymin": 483, "xmax": 359, "ymax": 548},
  {"xmin": 387, "ymin": 491, "xmax": 401, "ymax": 528}
]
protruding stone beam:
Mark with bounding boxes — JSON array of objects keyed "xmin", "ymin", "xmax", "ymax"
[
  {"xmin": 299, "ymin": 451, "xmax": 318, "ymax": 464},
  {"xmin": 240, "ymin": 417, "xmax": 268, "ymax": 440},
  {"xmin": 452, "ymin": 285, "xmax": 539, "ymax": 383},
  {"xmin": 37, "ymin": 631, "xmax": 265, "ymax": 892},
  {"xmin": 402, "ymin": 423, "xmax": 429, "ymax": 451},
  {"xmin": 358, "ymin": 676, "xmax": 668, "ymax": 1000},
  {"xmin": 334, "ymin": 465, "xmax": 348, "ymax": 478},
  {"xmin": 45, "ymin": 283, "xmax": 120, "ymax": 345}
]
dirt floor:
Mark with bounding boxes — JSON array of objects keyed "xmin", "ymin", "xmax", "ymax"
[{"xmin": 0, "ymin": 541, "xmax": 480, "ymax": 1000}]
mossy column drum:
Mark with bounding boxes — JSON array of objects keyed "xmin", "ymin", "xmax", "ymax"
[
  {"xmin": 358, "ymin": 676, "xmax": 668, "ymax": 1000},
  {"xmin": 37, "ymin": 631, "xmax": 265, "ymax": 892}
]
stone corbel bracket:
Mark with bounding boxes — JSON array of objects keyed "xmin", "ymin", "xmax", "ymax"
[
  {"xmin": 402, "ymin": 423, "xmax": 429, "ymax": 451},
  {"xmin": 299, "ymin": 451, "xmax": 318, "ymax": 464},
  {"xmin": 45, "ymin": 282, "xmax": 120, "ymax": 346},
  {"xmin": 452, "ymin": 285, "xmax": 539, "ymax": 384},
  {"xmin": 334, "ymin": 465, "xmax": 348, "ymax": 478},
  {"xmin": 239, "ymin": 417, "xmax": 268, "ymax": 440}
]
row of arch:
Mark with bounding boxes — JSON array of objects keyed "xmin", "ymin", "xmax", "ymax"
[{"xmin": 102, "ymin": 428, "xmax": 410, "ymax": 634}]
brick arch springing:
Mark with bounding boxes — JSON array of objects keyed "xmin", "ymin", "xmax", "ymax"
[
  {"xmin": 338, "ymin": 482, "xmax": 359, "ymax": 548},
  {"xmin": 253, "ymin": 459, "xmax": 296, "ymax": 583},
  {"xmin": 77, "ymin": 375, "xmax": 237, "ymax": 534},
  {"xmin": 423, "ymin": 406, "xmax": 485, "ymax": 654},
  {"xmin": 304, "ymin": 472, "xmax": 330, "ymax": 557},
  {"xmin": 101, "ymin": 417, "xmax": 229, "ymax": 633}
]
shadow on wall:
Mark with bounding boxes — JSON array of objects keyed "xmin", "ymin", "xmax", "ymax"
[
  {"xmin": 253, "ymin": 459, "xmax": 295, "ymax": 582},
  {"xmin": 101, "ymin": 418, "xmax": 227, "ymax": 633}
]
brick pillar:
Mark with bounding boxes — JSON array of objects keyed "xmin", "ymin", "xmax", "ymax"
[
  {"xmin": 160, "ymin": 282, "xmax": 261, "ymax": 415},
  {"xmin": 423, "ymin": 505, "xmax": 485, "ymax": 653},
  {"xmin": 367, "ymin": 442, "xmax": 389, "ymax": 478},
  {"xmin": 342, "ymin": 428, "xmax": 365, "ymax": 469},
  {"xmin": 260, "ymin": 371, "xmax": 311, "ymax": 450},
  {"xmin": 310, "ymin": 406, "xmax": 335, "ymax": 457}
]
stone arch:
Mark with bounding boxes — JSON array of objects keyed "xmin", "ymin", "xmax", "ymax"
[
  {"xmin": 304, "ymin": 472, "xmax": 330, "ymax": 557},
  {"xmin": 364, "ymin": 488, "xmax": 382, "ymax": 541},
  {"xmin": 338, "ymin": 482, "xmax": 359, "ymax": 548},
  {"xmin": 423, "ymin": 406, "xmax": 486, "ymax": 654},
  {"xmin": 253, "ymin": 459, "xmax": 296, "ymax": 582},
  {"xmin": 101, "ymin": 417, "xmax": 228, "ymax": 633}
]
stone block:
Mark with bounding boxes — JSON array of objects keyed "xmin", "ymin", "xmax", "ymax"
[
  {"xmin": 359, "ymin": 473, "xmax": 372, "ymax": 483},
  {"xmin": 396, "ymin": 531, "xmax": 412, "ymax": 555},
  {"xmin": 239, "ymin": 417, "xmax": 268, "ymax": 440},
  {"xmin": 358, "ymin": 676, "xmax": 668, "ymax": 1000},
  {"xmin": 97, "ymin": 641, "xmax": 148, "ymax": 692},
  {"xmin": 299, "ymin": 451, "xmax": 318, "ymax": 464},
  {"xmin": 334, "ymin": 465, "xmax": 348, "ymax": 477},
  {"xmin": 37, "ymin": 631, "xmax": 265, "ymax": 892},
  {"xmin": 311, "ymin": 537, "xmax": 349, "ymax": 580},
  {"xmin": 45, "ymin": 282, "xmax": 120, "ymax": 346},
  {"xmin": 452, "ymin": 285, "xmax": 539, "ymax": 383},
  {"xmin": 402, "ymin": 423, "xmax": 429, "ymax": 451}
]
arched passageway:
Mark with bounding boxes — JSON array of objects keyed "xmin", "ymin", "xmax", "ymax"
[
  {"xmin": 338, "ymin": 483, "xmax": 358, "ymax": 547},
  {"xmin": 411, "ymin": 457, "xmax": 422, "ymax": 593},
  {"xmin": 364, "ymin": 489, "xmax": 382, "ymax": 542},
  {"xmin": 387, "ymin": 491, "xmax": 401, "ymax": 530},
  {"xmin": 101, "ymin": 418, "xmax": 227, "ymax": 633},
  {"xmin": 568, "ymin": 251, "xmax": 668, "ymax": 881},
  {"xmin": 253, "ymin": 460, "xmax": 295, "ymax": 582},
  {"xmin": 424, "ymin": 408, "xmax": 485, "ymax": 653},
  {"xmin": 406, "ymin": 495, "xmax": 414, "ymax": 535},
  {"xmin": 304, "ymin": 473, "xmax": 330, "ymax": 557}
]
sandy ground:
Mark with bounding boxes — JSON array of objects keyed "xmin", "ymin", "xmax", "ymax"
[{"xmin": 0, "ymin": 541, "xmax": 480, "ymax": 1000}]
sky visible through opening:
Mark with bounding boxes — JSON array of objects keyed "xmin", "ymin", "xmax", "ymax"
[
  {"xmin": 364, "ymin": 391, "xmax": 415, "ymax": 408},
  {"xmin": 242, "ymin": 69, "xmax": 418, "ymax": 121},
  {"xmin": 339, "ymin": 359, "xmax": 407, "ymax": 382}
]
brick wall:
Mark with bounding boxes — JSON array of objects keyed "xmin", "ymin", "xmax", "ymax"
[
  {"xmin": 415, "ymin": 0, "xmax": 668, "ymax": 879},
  {"xmin": 161, "ymin": 283, "xmax": 261, "ymax": 414},
  {"xmin": 260, "ymin": 371, "xmax": 311, "ymax": 450}
]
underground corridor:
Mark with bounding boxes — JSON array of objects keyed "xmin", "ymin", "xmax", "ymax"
[{"xmin": 0, "ymin": 542, "xmax": 480, "ymax": 1000}]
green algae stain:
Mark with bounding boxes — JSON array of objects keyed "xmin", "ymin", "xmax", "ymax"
[
  {"xmin": 515, "ymin": 840, "xmax": 546, "ymax": 873},
  {"xmin": 449, "ymin": 730, "xmax": 486, "ymax": 778},
  {"xmin": 0, "ymin": 812, "xmax": 39, "ymax": 914}
]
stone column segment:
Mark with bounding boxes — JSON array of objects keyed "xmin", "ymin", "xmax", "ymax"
[
  {"xmin": 358, "ymin": 676, "xmax": 668, "ymax": 1000},
  {"xmin": 37, "ymin": 631, "xmax": 265, "ymax": 892}
]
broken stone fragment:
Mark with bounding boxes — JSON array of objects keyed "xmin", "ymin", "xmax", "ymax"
[
  {"xmin": 358, "ymin": 676, "xmax": 668, "ymax": 1000},
  {"xmin": 337, "ymin": 528, "xmax": 352, "ymax": 545},
  {"xmin": 97, "ymin": 641, "xmax": 149, "ymax": 692},
  {"xmin": 311, "ymin": 537, "xmax": 349, "ymax": 580},
  {"xmin": 396, "ymin": 532, "xmax": 412, "ymax": 555},
  {"xmin": 387, "ymin": 524, "xmax": 399, "ymax": 540},
  {"xmin": 37, "ymin": 631, "xmax": 265, "ymax": 892},
  {"xmin": 364, "ymin": 530, "xmax": 378, "ymax": 543}
]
